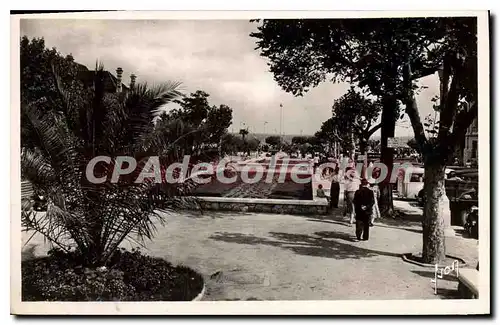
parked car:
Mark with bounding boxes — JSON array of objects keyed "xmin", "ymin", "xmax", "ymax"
[
  {"xmin": 417, "ymin": 188, "xmax": 425, "ymax": 206},
  {"xmin": 400, "ymin": 167, "xmax": 454, "ymax": 201}
]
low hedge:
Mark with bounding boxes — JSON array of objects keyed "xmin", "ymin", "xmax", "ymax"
[{"xmin": 22, "ymin": 248, "xmax": 204, "ymax": 301}]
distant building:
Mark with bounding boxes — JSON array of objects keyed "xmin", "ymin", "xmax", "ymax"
[
  {"xmin": 76, "ymin": 64, "xmax": 136, "ymax": 94},
  {"xmin": 463, "ymin": 117, "xmax": 478, "ymax": 164}
]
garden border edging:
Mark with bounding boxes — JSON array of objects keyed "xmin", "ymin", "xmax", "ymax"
[
  {"xmin": 191, "ymin": 282, "xmax": 206, "ymax": 301},
  {"xmin": 401, "ymin": 252, "xmax": 467, "ymax": 268}
]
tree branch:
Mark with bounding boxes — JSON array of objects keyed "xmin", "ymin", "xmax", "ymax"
[
  {"xmin": 366, "ymin": 123, "xmax": 382, "ymax": 137},
  {"xmin": 410, "ymin": 63, "xmax": 440, "ymax": 81},
  {"xmin": 451, "ymin": 100, "xmax": 478, "ymax": 140},
  {"xmin": 439, "ymin": 55, "xmax": 462, "ymax": 141},
  {"xmin": 403, "ymin": 63, "xmax": 428, "ymax": 152}
]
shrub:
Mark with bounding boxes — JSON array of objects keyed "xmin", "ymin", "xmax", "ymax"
[{"xmin": 22, "ymin": 248, "xmax": 204, "ymax": 301}]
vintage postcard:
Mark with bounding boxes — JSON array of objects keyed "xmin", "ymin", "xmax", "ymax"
[{"xmin": 10, "ymin": 10, "xmax": 490, "ymax": 315}]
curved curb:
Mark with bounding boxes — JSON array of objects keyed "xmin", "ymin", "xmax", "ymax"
[
  {"xmin": 191, "ymin": 282, "xmax": 206, "ymax": 301},
  {"xmin": 402, "ymin": 252, "xmax": 467, "ymax": 268}
]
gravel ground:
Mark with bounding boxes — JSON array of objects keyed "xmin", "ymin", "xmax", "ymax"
[{"xmin": 22, "ymin": 205, "xmax": 478, "ymax": 301}]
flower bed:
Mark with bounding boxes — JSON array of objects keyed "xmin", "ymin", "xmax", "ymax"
[
  {"xmin": 191, "ymin": 170, "xmax": 313, "ymax": 200},
  {"xmin": 22, "ymin": 248, "xmax": 204, "ymax": 301}
]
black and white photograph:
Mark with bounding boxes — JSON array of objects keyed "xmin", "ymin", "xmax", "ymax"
[{"xmin": 10, "ymin": 11, "xmax": 490, "ymax": 315}]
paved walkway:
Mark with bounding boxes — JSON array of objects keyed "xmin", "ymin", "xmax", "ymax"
[{"xmin": 23, "ymin": 206, "xmax": 478, "ymax": 301}]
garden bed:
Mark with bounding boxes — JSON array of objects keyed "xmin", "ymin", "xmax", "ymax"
[
  {"xmin": 191, "ymin": 170, "xmax": 313, "ymax": 200},
  {"xmin": 22, "ymin": 248, "xmax": 204, "ymax": 301}
]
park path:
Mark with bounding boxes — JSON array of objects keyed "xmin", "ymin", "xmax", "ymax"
[{"xmin": 22, "ymin": 207, "xmax": 478, "ymax": 301}]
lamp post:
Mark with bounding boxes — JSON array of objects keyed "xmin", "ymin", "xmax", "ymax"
[{"xmin": 279, "ymin": 103, "xmax": 283, "ymax": 144}]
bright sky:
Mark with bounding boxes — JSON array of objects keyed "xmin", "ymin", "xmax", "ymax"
[{"xmin": 20, "ymin": 19, "xmax": 440, "ymax": 137}]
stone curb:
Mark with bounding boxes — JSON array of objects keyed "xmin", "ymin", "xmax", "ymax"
[
  {"xmin": 192, "ymin": 282, "xmax": 206, "ymax": 301},
  {"xmin": 401, "ymin": 252, "xmax": 467, "ymax": 268}
]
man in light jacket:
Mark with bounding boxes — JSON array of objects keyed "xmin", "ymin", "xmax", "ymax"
[{"xmin": 344, "ymin": 167, "xmax": 361, "ymax": 224}]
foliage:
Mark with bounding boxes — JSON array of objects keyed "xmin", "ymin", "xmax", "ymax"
[
  {"xmin": 22, "ymin": 255, "xmax": 135, "ymax": 301},
  {"xmin": 290, "ymin": 136, "xmax": 317, "ymax": 155},
  {"xmin": 367, "ymin": 139, "xmax": 381, "ymax": 152},
  {"xmin": 246, "ymin": 137, "xmax": 261, "ymax": 152},
  {"xmin": 20, "ymin": 37, "xmax": 83, "ymax": 111},
  {"xmin": 402, "ymin": 17, "xmax": 477, "ymax": 164},
  {"xmin": 220, "ymin": 133, "xmax": 243, "ymax": 155},
  {"xmin": 20, "ymin": 37, "xmax": 87, "ymax": 150},
  {"xmin": 291, "ymin": 136, "xmax": 311, "ymax": 145},
  {"xmin": 265, "ymin": 135, "xmax": 281, "ymax": 147},
  {"xmin": 330, "ymin": 88, "xmax": 382, "ymax": 153},
  {"xmin": 22, "ymin": 248, "xmax": 204, "ymax": 301},
  {"xmin": 21, "ymin": 43, "xmax": 194, "ymax": 266},
  {"xmin": 250, "ymin": 18, "xmax": 443, "ymax": 140},
  {"xmin": 155, "ymin": 90, "xmax": 233, "ymax": 161},
  {"xmin": 251, "ymin": 18, "xmax": 443, "ymax": 99}
]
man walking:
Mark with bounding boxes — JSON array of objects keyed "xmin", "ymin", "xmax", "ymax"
[
  {"xmin": 344, "ymin": 167, "xmax": 360, "ymax": 224},
  {"xmin": 368, "ymin": 167, "xmax": 381, "ymax": 226},
  {"xmin": 353, "ymin": 178, "xmax": 375, "ymax": 241}
]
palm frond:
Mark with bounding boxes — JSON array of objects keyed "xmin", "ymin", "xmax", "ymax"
[
  {"xmin": 22, "ymin": 60, "xmax": 194, "ymax": 266},
  {"xmin": 21, "ymin": 102, "xmax": 77, "ymax": 182},
  {"xmin": 21, "ymin": 148, "xmax": 56, "ymax": 190}
]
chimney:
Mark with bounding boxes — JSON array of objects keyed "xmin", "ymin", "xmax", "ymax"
[
  {"xmin": 116, "ymin": 67, "xmax": 123, "ymax": 93},
  {"xmin": 130, "ymin": 74, "xmax": 137, "ymax": 90}
]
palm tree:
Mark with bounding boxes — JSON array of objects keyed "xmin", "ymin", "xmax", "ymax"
[
  {"xmin": 21, "ymin": 64, "xmax": 196, "ymax": 266},
  {"xmin": 239, "ymin": 128, "xmax": 249, "ymax": 142},
  {"xmin": 238, "ymin": 128, "xmax": 250, "ymax": 155}
]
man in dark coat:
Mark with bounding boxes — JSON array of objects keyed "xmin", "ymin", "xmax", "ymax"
[
  {"xmin": 329, "ymin": 166, "xmax": 340, "ymax": 208},
  {"xmin": 353, "ymin": 178, "xmax": 375, "ymax": 240}
]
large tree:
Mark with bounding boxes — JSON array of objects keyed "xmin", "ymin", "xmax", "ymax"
[
  {"xmin": 251, "ymin": 17, "xmax": 479, "ymax": 263},
  {"xmin": 20, "ymin": 36, "xmax": 86, "ymax": 150},
  {"xmin": 251, "ymin": 18, "xmax": 443, "ymax": 216},
  {"xmin": 314, "ymin": 118, "xmax": 344, "ymax": 157},
  {"xmin": 330, "ymin": 88, "xmax": 382, "ymax": 156},
  {"xmin": 402, "ymin": 17, "xmax": 477, "ymax": 263}
]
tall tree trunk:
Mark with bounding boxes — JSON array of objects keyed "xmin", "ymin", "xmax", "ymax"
[
  {"xmin": 379, "ymin": 95, "xmax": 397, "ymax": 217},
  {"xmin": 359, "ymin": 139, "xmax": 368, "ymax": 178},
  {"xmin": 422, "ymin": 160, "xmax": 448, "ymax": 264},
  {"xmin": 359, "ymin": 139, "xmax": 367, "ymax": 156}
]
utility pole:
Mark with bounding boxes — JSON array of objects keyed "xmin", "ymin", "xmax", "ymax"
[{"xmin": 279, "ymin": 104, "xmax": 282, "ymax": 140}]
